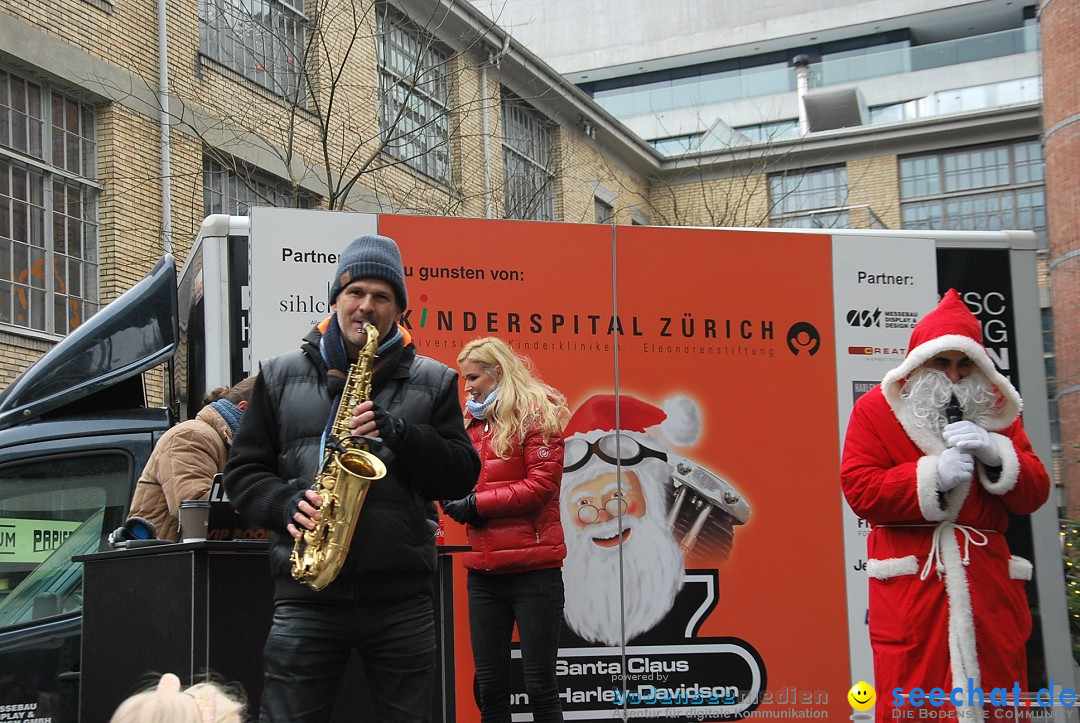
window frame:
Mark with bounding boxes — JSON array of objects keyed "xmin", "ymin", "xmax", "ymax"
[
  {"xmin": 767, "ymin": 165, "xmax": 850, "ymax": 228},
  {"xmin": 501, "ymin": 91, "xmax": 555, "ymax": 222},
  {"xmin": 198, "ymin": 0, "xmax": 308, "ymax": 102},
  {"xmin": 898, "ymin": 139, "xmax": 1046, "ymax": 248},
  {"xmin": 376, "ymin": 4, "xmax": 452, "ymax": 184},
  {"xmin": 0, "ymin": 449, "xmax": 136, "ymax": 629},
  {"xmin": 594, "ymin": 199, "xmax": 614, "ymax": 225},
  {"xmin": 0, "ymin": 67, "xmax": 99, "ymax": 339},
  {"xmin": 202, "ymin": 154, "xmax": 314, "ymax": 216}
]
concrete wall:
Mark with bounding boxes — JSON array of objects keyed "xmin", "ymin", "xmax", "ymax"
[{"xmin": 472, "ymin": 0, "xmax": 1015, "ymax": 77}]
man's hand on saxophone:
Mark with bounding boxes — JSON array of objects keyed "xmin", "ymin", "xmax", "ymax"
[
  {"xmin": 348, "ymin": 400, "xmax": 408, "ymax": 448},
  {"xmin": 285, "ymin": 489, "xmax": 323, "ymax": 541}
]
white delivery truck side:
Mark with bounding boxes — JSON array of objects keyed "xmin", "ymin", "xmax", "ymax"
[{"xmin": 0, "ymin": 208, "xmax": 1069, "ymax": 721}]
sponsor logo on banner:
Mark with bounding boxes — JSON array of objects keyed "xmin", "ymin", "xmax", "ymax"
[
  {"xmin": 845, "ymin": 308, "xmax": 919, "ymax": 330},
  {"xmin": 509, "ymin": 640, "xmax": 766, "ymax": 720},
  {"xmin": 786, "ymin": 322, "xmax": 821, "ymax": 356},
  {"xmin": 846, "ymin": 346, "xmax": 906, "ymax": 358},
  {"xmin": 852, "ymin": 381, "xmax": 878, "ymax": 402},
  {"xmin": 400, "ymin": 303, "xmax": 829, "ymax": 364},
  {"xmin": 846, "ymin": 308, "xmax": 882, "ymax": 327}
]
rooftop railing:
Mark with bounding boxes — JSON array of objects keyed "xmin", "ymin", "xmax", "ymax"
[
  {"xmin": 594, "ymin": 25, "xmax": 1040, "ymax": 118},
  {"xmin": 812, "ymin": 25, "xmax": 1039, "ymax": 87}
]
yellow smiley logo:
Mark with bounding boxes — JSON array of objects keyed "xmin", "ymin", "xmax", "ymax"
[{"xmin": 848, "ymin": 681, "xmax": 876, "ymax": 711}]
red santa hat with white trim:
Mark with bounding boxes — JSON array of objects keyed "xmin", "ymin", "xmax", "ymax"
[
  {"xmin": 880, "ymin": 288, "xmax": 1021, "ymax": 431},
  {"xmin": 563, "ymin": 394, "xmax": 702, "ymax": 445},
  {"xmin": 560, "ymin": 394, "xmax": 701, "ymax": 510}
]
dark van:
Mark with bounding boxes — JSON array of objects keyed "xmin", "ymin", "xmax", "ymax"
[{"xmin": 0, "ymin": 255, "xmax": 177, "ymax": 722}]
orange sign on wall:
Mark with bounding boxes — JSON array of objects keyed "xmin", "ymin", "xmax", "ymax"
[{"xmin": 380, "ymin": 215, "xmax": 849, "ymax": 721}]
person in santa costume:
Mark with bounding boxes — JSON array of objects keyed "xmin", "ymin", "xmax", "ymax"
[{"xmin": 841, "ymin": 289, "xmax": 1049, "ymax": 722}]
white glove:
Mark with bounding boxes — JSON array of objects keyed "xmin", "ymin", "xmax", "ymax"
[
  {"xmin": 943, "ymin": 420, "xmax": 1002, "ymax": 467},
  {"xmin": 938, "ymin": 447, "xmax": 974, "ymax": 491}
]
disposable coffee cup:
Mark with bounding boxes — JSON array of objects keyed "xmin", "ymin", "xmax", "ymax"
[{"xmin": 179, "ymin": 499, "xmax": 211, "ymax": 542}]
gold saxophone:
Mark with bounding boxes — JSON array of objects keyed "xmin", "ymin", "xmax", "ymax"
[{"xmin": 290, "ymin": 322, "xmax": 387, "ymax": 590}]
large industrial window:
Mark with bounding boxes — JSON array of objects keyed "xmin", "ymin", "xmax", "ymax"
[
  {"xmin": 501, "ymin": 91, "xmax": 555, "ymax": 221},
  {"xmin": 198, "ymin": 0, "xmax": 307, "ymax": 101},
  {"xmin": 203, "ymin": 156, "xmax": 313, "ymax": 216},
  {"xmin": 376, "ymin": 5, "xmax": 451, "ymax": 184},
  {"xmin": 0, "ymin": 67, "xmax": 98, "ymax": 337},
  {"xmin": 899, "ymin": 139, "xmax": 1046, "ymax": 248},
  {"xmin": 768, "ymin": 165, "xmax": 849, "ymax": 228}
]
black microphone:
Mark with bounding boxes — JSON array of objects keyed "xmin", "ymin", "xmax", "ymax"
[
  {"xmin": 937, "ymin": 394, "xmax": 967, "ymax": 509},
  {"xmin": 946, "ymin": 394, "xmax": 963, "ymax": 425}
]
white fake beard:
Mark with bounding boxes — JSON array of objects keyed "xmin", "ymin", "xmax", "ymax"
[
  {"xmin": 896, "ymin": 367, "xmax": 999, "ymax": 436},
  {"xmin": 562, "ymin": 504, "xmax": 685, "ymax": 646}
]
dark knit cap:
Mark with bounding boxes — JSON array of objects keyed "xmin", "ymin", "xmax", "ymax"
[{"xmin": 329, "ymin": 234, "xmax": 408, "ymax": 310}]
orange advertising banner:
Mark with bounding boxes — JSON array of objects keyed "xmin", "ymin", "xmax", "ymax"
[{"xmin": 379, "ymin": 215, "xmax": 849, "ymax": 721}]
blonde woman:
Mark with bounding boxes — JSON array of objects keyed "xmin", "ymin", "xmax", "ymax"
[{"xmin": 445, "ymin": 337, "xmax": 569, "ymax": 722}]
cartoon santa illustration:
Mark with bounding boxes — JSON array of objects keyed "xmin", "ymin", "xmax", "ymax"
[{"xmin": 559, "ymin": 393, "xmax": 749, "ymax": 646}]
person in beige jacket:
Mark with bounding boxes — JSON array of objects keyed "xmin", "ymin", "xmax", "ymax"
[{"xmin": 129, "ymin": 377, "xmax": 256, "ymax": 541}]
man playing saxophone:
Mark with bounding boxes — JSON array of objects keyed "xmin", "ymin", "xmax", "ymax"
[{"xmin": 224, "ymin": 234, "xmax": 481, "ymax": 723}]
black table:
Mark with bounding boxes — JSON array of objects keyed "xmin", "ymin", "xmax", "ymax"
[{"xmin": 77, "ymin": 541, "xmax": 468, "ymax": 721}]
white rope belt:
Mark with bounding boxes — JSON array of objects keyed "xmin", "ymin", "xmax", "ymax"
[
  {"xmin": 919, "ymin": 523, "xmax": 990, "ymax": 581},
  {"xmin": 876, "ymin": 523, "xmax": 995, "ymax": 581}
]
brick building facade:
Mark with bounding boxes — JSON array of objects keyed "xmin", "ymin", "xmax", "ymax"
[
  {"xmin": 0, "ymin": 0, "xmax": 1059, "ymax": 502},
  {"xmin": 1043, "ymin": 0, "xmax": 1080, "ymax": 513}
]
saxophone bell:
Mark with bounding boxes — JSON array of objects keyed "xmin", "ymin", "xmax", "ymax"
[{"xmin": 338, "ymin": 446, "xmax": 387, "ymax": 480}]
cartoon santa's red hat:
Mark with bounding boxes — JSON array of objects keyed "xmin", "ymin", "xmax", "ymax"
[
  {"xmin": 565, "ymin": 394, "xmax": 663, "ymax": 436},
  {"xmin": 564, "ymin": 394, "xmax": 701, "ymax": 446},
  {"xmin": 561, "ymin": 394, "xmax": 699, "ymax": 513},
  {"xmin": 880, "ymin": 288, "xmax": 1020, "ymax": 429}
]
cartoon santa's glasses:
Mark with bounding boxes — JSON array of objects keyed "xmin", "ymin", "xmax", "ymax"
[
  {"xmin": 563, "ymin": 434, "xmax": 668, "ymax": 473},
  {"xmin": 575, "ymin": 496, "xmax": 631, "ymax": 524}
]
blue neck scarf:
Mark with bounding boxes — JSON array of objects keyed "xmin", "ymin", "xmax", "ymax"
[
  {"xmin": 320, "ymin": 317, "xmax": 403, "ymax": 384},
  {"xmin": 466, "ymin": 386, "xmax": 500, "ymax": 420},
  {"xmin": 210, "ymin": 399, "xmax": 244, "ymax": 434},
  {"xmin": 376, "ymin": 324, "xmax": 403, "ymax": 355}
]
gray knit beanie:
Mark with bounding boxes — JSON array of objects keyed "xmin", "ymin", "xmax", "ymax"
[{"xmin": 329, "ymin": 234, "xmax": 408, "ymax": 310}]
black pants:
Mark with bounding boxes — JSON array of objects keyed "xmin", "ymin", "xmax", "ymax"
[
  {"xmin": 259, "ymin": 595, "xmax": 435, "ymax": 722},
  {"xmin": 467, "ymin": 567, "xmax": 565, "ymax": 722}
]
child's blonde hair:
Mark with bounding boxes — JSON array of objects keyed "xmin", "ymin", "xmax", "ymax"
[{"xmin": 109, "ymin": 673, "xmax": 245, "ymax": 723}]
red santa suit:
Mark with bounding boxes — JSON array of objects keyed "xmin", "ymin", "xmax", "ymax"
[{"xmin": 841, "ymin": 290, "xmax": 1049, "ymax": 722}]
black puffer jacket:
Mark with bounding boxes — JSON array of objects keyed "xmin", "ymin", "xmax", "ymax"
[{"xmin": 224, "ymin": 326, "xmax": 480, "ymax": 603}]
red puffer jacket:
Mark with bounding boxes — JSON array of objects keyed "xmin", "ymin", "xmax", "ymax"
[{"xmin": 462, "ymin": 419, "xmax": 566, "ymax": 573}]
